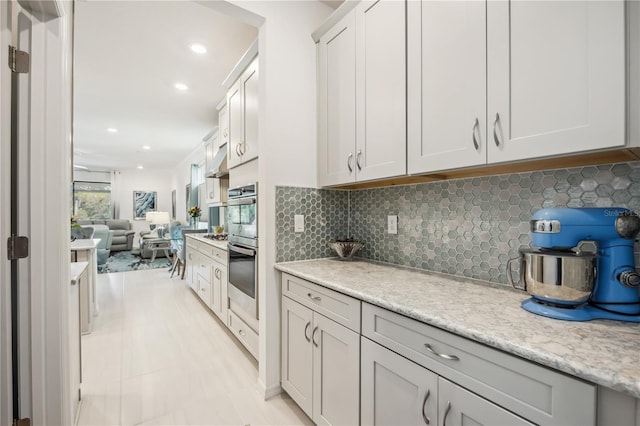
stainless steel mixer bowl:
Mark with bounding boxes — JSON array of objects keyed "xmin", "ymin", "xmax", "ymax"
[{"xmin": 507, "ymin": 248, "xmax": 597, "ymax": 305}]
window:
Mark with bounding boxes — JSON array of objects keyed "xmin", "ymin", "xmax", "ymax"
[{"xmin": 73, "ymin": 181, "xmax": 112, "ymax": 219}]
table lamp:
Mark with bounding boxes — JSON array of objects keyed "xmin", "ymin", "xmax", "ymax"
[{"xmin": 145, "ymin": 211, "xmax": 171, "ymax": 237}]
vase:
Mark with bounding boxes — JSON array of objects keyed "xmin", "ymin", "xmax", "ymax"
[{"xmin": 189, "ymin": 216, "xmax": 195, "ymax": 229}]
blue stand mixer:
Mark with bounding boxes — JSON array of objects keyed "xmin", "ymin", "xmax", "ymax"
[{"xmin": 508, "ymin": 207, "xmax": 640, "ymax": 322}]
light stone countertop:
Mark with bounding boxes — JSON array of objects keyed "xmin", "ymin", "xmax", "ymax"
[
  {"xmin": 70, "ymin": 261, "xmax": 88, "ymax": 285},
  {"xmin": 187, "ymin": 234, "xmax": 228, "ymax": 251},
  {"xmin": 275, "ymin": 258, "xmax": 640, "ymax": 399}
]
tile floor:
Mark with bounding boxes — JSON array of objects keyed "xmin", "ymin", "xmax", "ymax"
[{"xmin": 78, "ymin": 268, "xmax": 312, "ymax": 426}]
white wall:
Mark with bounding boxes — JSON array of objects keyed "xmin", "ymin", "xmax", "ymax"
[
  {"xmin": 171, "ymin": 143, "xmax": 206, "ymax": 226},
  {"xmin": 203, "ymin": 0, "xmax": 333, "ymax": 398}
]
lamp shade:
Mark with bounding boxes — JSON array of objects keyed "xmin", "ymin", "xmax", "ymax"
[{"xmin": 145, "ymin": 211, "xmax": 170, "ymax": 225}]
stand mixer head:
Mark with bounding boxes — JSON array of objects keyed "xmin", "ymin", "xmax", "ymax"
[{"xmin": 514, "ymin": 207, "xmax": 640, "ymax": 321}]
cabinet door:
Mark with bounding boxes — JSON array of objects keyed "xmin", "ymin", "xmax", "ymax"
[
  {"xmin": 218, "ymin": 103, "xmax": 229, "ymax": 150},
  {"xmin": 407, "ymin": 0, "xmax": 486, "ymax": 174},
  {"xmin": 282, "ymin": 297, "xmax": 314, "ymax": 418},
  {"xmin": 218, "ymin": 263, "xmax": 228, "ymax": 321},
  {"xmin": 355, "ymin": 0, "xmax": 406, "ymax": 181},
  {"xmin": 227, "ymin": 79, "xmax": 243, "ymax": 169},
  {"xmin": 361, "ymin": 337, "xmax": 438, "ymax": 426},
  {"xmin": 487, "ymin": 0, "xmax": 625, "ymax": 163},
  {"xmin": 210, "ymin": 264, "xmax": 226, "ymax": 320},
  {"xmin": 318, "ymin": 12, "xmax": 357, "ymax": 186},
  {"xmin": 438, "ymin": 378, "xmax": 533, "ymax": 426},
  {"xmin": 186, "ymin": 249, "xmax": 198, "ymax": 292},
  {"xmin": 312, "ymin": 313, "xmax": 359, "ymax": 426},
  {"xmin": 240, "ymin": 57, "xmax": 259, "ymax": 163}
]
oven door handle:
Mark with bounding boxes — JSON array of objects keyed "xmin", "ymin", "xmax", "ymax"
[
  {"xmin": 228, "ymin": 197, "xmax": 256, "ymax": 206},
  {"xmin": 228, "ymin": 243, "xmax": 256, "ymax": 256}
]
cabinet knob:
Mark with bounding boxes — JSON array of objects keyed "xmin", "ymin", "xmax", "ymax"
[{"xmin": 239, "ymin": 329, "xmax": 246, "ymax": 337}]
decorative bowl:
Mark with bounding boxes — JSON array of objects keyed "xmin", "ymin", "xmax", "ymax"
[{"xmin": 328, "ymin": 240, "xmax": 364, "ymax": 260}]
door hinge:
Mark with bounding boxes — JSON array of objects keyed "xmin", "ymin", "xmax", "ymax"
[
  {"xmin": 8, "ymin": 45, "xmax": 29, "ymax": 73},
  {"xmin": 13, "ymin": 418, "xmax": 31, "ymax": 426},
  {"xmin": 7, "ymin": 235, "xmax": 29, "ymax": 260}
]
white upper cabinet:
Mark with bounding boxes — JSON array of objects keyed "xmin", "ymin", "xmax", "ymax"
[
  {"xmin": 407, "ymin": 0, "xmax": 487, "ymax": 174},
  {"xmin": 487, "ymin": 0, "xmax": 625, "ymax": 163},
  {"xmin": 318, "ymin": 0, "xmax": 406, "ymax": 186},
  {"xmin": 218, "ymin": 102, "xmax": 228, "ymax": 150},
  {"xmin": 318, "ymin": 12, "xmax": 357, "ymax": 186},
  {"xmin": 407, "ymin": 0, "xmax": 626, "ymax": 174},
  {"xmin": 227, "ymin": 56, "xmax": 259, "ymax": 169}
]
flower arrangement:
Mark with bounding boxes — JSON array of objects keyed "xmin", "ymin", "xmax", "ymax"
[
  {"xmin": 188, "ymin": 206, "xmax": 202, "ymax": 218},
  {"xmin": 70, "ymin": 215, "xmax": 81, "ymax": 229}
]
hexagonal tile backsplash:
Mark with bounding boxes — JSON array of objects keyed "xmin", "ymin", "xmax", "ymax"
[{"xmin": 276, "ymin": 161, "xmax": 640, "ymax": 286}]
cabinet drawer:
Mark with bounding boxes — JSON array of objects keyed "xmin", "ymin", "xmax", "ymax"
[
  {"xmin": 362, "ymin": 303, "xmax": 596, "ymax": 426},
  {"xmin": 282, "ymin": 273, "xmax": 360, "ymax": 332},
  {"xmin": 228, "ymin": 309, "xmax": 258, "ymax": 360}
]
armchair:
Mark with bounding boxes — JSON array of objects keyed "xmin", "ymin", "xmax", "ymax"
[{"xmin": 92, "ymin": 225, "xmax": 113, "ymax": 272}]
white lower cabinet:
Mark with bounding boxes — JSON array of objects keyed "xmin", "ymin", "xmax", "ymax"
[
  {"xmin": 281, "ymin": 285, "xmax": 360, "ymax": 425},
  {"xmin": 361, "ymin": 337, "xmax": 532, "ymax": 426},
  {"xmin": 185, "ymin": 236, "xmax": 228, "ymax": 323},
  {"xmin": 361, "ymin": 337, "xmax": 437, "ymax": 425}
]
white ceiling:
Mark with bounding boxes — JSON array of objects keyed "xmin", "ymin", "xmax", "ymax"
[{"xmin": 73, "ymin": 1, "xmax": 258, "ymax": 172}]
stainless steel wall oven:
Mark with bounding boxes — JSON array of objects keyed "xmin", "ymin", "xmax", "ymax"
[{"xmin": 227, "ymin": 183, "xmax": 258, "ymax": 328}]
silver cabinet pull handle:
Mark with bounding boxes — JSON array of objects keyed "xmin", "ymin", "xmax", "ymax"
[
  {"xmin": 307, "ymin": 293, "xmax": 321, "ymax": 302},
  {"xmin": 312, "ymin": 326, "xmax": 319, "ymax": 347},
  {"xmin": 235, "ymin": 144, "xmax": 242, "ymax": 157},
  {"xmin": 493, "ymin": 112, "xmax": 501, "ymax": 147},
  {"xmin": 356, "ymin": 149, "xmax": 362, "ymax": 171},
  {"xmin": 239, "ymin": 142, "xmax": 246, "ymax": 155},
  {"xmin": 421, "ymin": 389, "xmax": 431, "ymax": 425},
  {"xmin": 304, "ymin": 321, "xmax": 311, "ymax": 343},
  {"xmin": 443, "ymin": 401, "xmax": 452, "ymax": 426},
  {"xmin": 424, "ymin": 343, "xmax": 459, "ymax": 361},
  {"xmin": 472, "ymin": 117, "xmax": 480, "ymax": 150},
  {"xmin": 347, "ymin": 152, "xmax": 353, "ymax": 172},
  {"xmin": 304, "ymin": 321, "xmax": 311, "ymax": 342},
  {"xmin": 238, "ymin": 329, "xmax": 246, "ymax": 337}
]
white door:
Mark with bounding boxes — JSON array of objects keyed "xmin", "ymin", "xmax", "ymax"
[
  {"xmin": 438, "ymin": 378, "xmax": 534, "ymax": 426},
  {"xmin": 312, "ymin": 313, "xmax": 359, "ymax": 426},
  {"xmin": 318, "ymin": 12, "xmax": 357, "ymax": 186},
  {"xmin": 487, "ymin": 0, "xmax": 625, "ymax": 163},
  {"xmin": 407, "ymin": 0, "xmax": 486, "ymax": 174},
  {"xmin": 1, "ymin": 1, "xmax": 72, "ymax": 424},
  {"xmin": 240, "ymin": 57, "xmax": 259, "ymax": 163},
  {"xmin": 281, "ymin": 297, "xmax": 313, "ymax": 417},
  {"xmin": 355, "ymin": 0, "xmax": 406, "ymax": 181},
  {"xmin": 361, "ymin": 337, "xmax": 438, "ymax": 425}
]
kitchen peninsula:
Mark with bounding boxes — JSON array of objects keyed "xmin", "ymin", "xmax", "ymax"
[{"xmin": 276, "ymin": 258, "xmax": 640, "ymax": 425}]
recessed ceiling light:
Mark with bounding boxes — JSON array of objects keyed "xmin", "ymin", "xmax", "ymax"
[
  {"xmin": 190, "ymin": 43, "xmax": 207, "ymax": 55},
  {"xmin": 137, "ymin": 165, "xmax": 144, "ymax": 170},
  {"xmin": 106, "ymin": 128, "xmax": 118, "ymax": 133},
  {"xmin": 174, "ymin": 82, "xmax": 189, "ymax": 91},
  {"xmin": 73, "ymin": 164, "xmax": 88, "ymax": 170},
  {"xmin": 142, "ymin": 145, "xmax": 151, "ymax": 150}
]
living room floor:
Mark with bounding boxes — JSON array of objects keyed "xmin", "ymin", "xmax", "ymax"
[{"xmin": 78, "ymin": 268, "xmax": 311, "ymax": 426}]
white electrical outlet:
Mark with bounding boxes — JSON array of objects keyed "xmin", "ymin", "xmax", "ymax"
[
  {"xmin": 294, "ymin": 215, "xmax": 305, "ymax": 233},
  {"xmin": 387, "ymin": 215, "xmax": 398, "ymax": 234}
]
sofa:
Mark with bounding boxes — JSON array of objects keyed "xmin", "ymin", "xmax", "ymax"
[{"xmin": 77, "ymin": 219, "xmax": 135, "ymax": 251}]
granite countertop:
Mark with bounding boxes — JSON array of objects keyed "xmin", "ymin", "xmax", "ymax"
[
  {"xmin": 70, "ymin": 238, "xmax": 100, "ymax": 250},
  {"xmin": 275, "ymin": 258, "xmax": 640, "ymax": 398},
  {"xmin": 70, "ymin": 261, "xmax": 88, "ymax": 285},
  {"xmin": 187, "ymin": 234, "xmax": 228, "ymax": 251}
]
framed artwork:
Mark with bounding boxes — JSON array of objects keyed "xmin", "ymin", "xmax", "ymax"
[
  {"xmin": 171, "ymin": 190, "xmax": 176, "ymax": 220},
  {"xmin": 133, "ymin": 190, "xmax": 157, "ymax": 220}
]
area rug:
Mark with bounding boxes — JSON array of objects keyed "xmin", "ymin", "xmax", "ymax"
[{"xmin": 101, "ymin": 250, "xmax": 172, "ymax": 274}]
